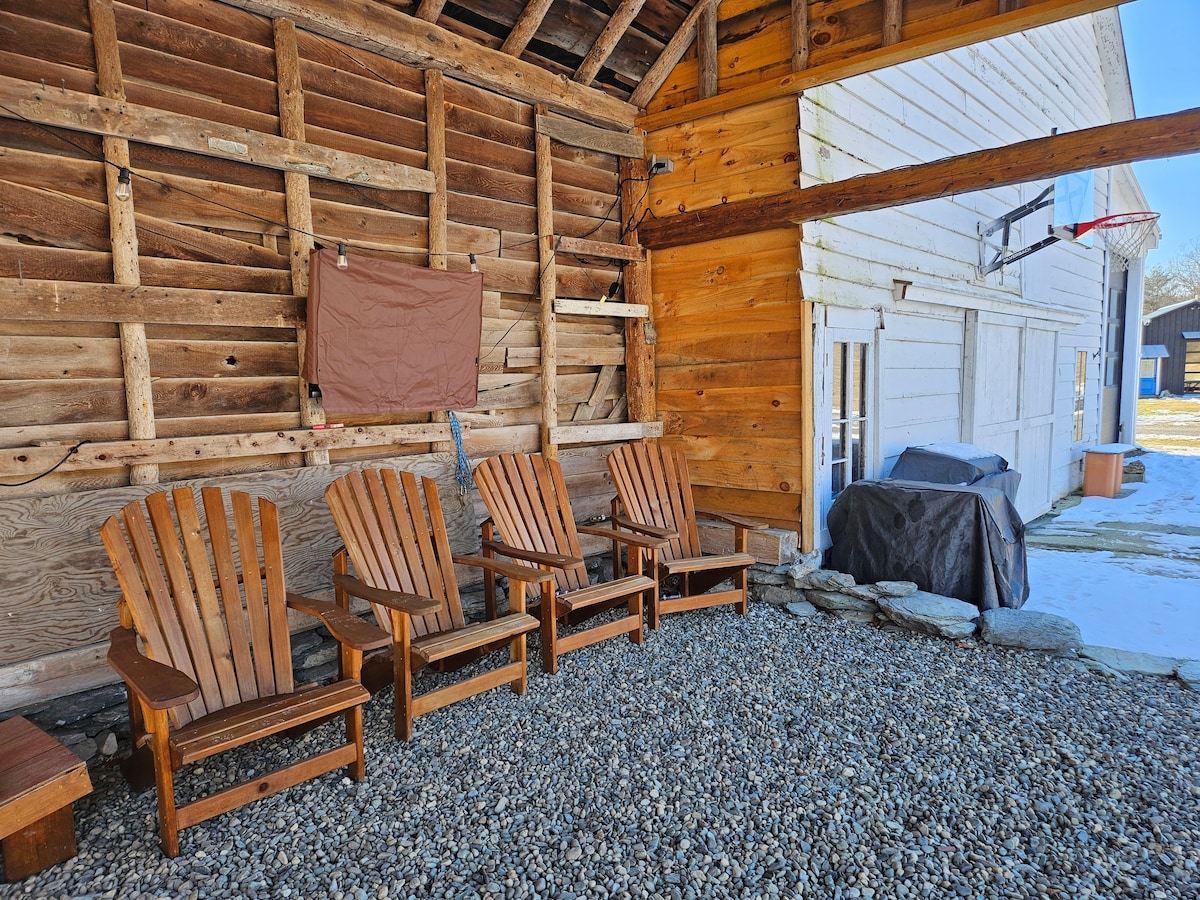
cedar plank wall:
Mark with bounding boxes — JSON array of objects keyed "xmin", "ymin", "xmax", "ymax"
[
  {"xmin": 642, "ymin": 6, "xmax": 805, "ymax": 530},
  {"xmin": 0, "ymin": 0, "xmax": 632, "ymax": 709}
]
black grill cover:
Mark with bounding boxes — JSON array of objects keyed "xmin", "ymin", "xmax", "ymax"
[
  {"xmin": 890, "ymin": 443, "xmax": 1021, "ymax": 507},
  {"xmin": 825, "ymin": 479, "xmax": 1029, "ymax": 611}
]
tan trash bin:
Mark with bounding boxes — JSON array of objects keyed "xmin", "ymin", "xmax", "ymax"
[{"xmin": 1082, "ymin": 443, "xmax": 1134, "ymax": 498}]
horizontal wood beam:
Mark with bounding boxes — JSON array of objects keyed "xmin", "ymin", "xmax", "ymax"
[
  {"xmin": 0, "ymin": 75, "xmax": 434, "ymax": 192},
  {"xmin": 548, "ymin": 421, "xmax": 663, "ymax": 445},
  {"xmin": 557, "ymin": 236, "xmax": 645, "ymax": 261},
  {"xmin": 640, "ymin": 107, "xmax": 1200, "ymax": 249},
  {"xmin": 217, "ymin": 0, "xmax": 636, "ymax": 129},
  {"xmin": 637, "ymin": 0, "xmax": 1132, "ymax": 131},
  {"xmin": 0, "ymin": 280, "xmax": 302, "ymax": 327},
  {"xmin": 0, "ymin": 424, "xmax": 452, "ymax": 478},
  {"xmin": 536, "ymin": 115, "xmax": 645, "ymax": 158},
  {"xmin": 555, "ymin": 298, "xmax": 649, "ymax": 318}
]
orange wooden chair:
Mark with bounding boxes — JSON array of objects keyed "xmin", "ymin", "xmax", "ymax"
[
  {"xmin": 324, "ymin": 469, "xmax": 544, "ymax": 740},
  {"xmin": 101, "ymin": 487, "xmax": 389, "ymax": 857},
  {"xmin": 473, "ymin": 453, "xmax": 665, "ymax": 674},
  {"xmin": 607, "ymin": 441, "xmax": 767, "ymax": 629}
]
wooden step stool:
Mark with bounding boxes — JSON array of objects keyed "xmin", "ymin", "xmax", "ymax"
[{"xmin": 0, "ymin": 716, "xmax": 93, "ymax": 881}]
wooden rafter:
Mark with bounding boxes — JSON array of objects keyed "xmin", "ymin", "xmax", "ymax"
[
  {"xmin": 629, "ymin": 0, "xmax": 722, "ymax": 109},
  {"xmin": 639, "ymin": 107, "xmax": 1200, "ymax": 249},
  {"xmin": 574, "ymin": 0, "xmax": 648, "ymax": 86},
  {"xmin": 215, "ymin": 0, "xmax": 637, "ymax": 128},
  {"xmin": 414, "ymin": 0, "xmax": 447, "ymax": 22},
  {"xmin": 501, "ymin": 0, "xmax": 555, "ymax": 56}
]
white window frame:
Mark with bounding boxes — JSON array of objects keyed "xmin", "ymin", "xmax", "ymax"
[{"xmin": 817, "ymin": 325, "xmax": 878, "ymax": 545}]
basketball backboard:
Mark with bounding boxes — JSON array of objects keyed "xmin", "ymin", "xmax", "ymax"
[{"xmin": 1054, "ymin": 171, "xmax": 1096, "ymax": 246}]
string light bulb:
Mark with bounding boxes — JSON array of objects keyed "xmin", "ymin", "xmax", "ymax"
[
  {"xmin": 114, "ymin": 166, "xmax": 132, "ymax": 202},
  {"xmin": 336, "ymin": 242, "xmax": 348, "ymax": 270},
  {"xmin": 600, "ymin": 281, "xmax": 620, "ymax": 303}
]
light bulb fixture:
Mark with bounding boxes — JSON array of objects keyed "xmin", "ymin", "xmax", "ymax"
[
  {"xmin": 468, "ymin": 253, "xmax": 478, "ymax": 273},
  {"xmin": 114, "ymin": 166, "xmax": 132, "ymax": 202},
  {"xmin": 336, "ymin": 242, "xmax": 348, "ymax": 270},
  {"xmin": 600, "ymin": 280, "xmax": 620, "ymax": 303}
]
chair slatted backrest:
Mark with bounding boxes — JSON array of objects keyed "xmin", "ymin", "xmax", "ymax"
[
  {"xmin": 99, "ymin": 488, "xmax": 294, "ymax": 728},
  {"xmin": 474, "ymin": 453, "xmax": 590, "ymax": 594},
  {"xmin": 608, "ymin": 441, "xmax": 702, "ymax": 564},
  {"xmin": 325, "ymin": 469, "xmax": 465, "ymax": 638}
]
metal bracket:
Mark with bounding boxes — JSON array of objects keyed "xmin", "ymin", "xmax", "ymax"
[{"xmin": 977, "ymin": 184, "xmax": 1059, "ymax": 276}]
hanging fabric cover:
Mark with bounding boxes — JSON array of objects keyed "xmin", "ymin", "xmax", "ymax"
[{"xmin": 302, "ymin": 248, "xmax": 482, "ymax": 414}]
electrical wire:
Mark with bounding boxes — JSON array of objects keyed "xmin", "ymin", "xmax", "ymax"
[{"xmin": 0, "ymin": 440, "xmax": 89, "ymax": 488}]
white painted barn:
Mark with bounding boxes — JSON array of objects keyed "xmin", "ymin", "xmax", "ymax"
[{"xmin": 799, "ymin": 9, "xmax": 1155, "ymax": 534}]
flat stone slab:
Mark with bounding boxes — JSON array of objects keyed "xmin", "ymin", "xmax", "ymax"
[
  {"xmin": 754, "ymin": 584, "xmax": 804, "ymax": 606},
  {"xmin": 784, "ymin": 600, "xmax": 819, "ymax": 618},
  {"xmin": 1177, "ymin": 660, "xmax": 1200, "ymax": 690},
  {"xmin": 875, "ymin": 581, "xmax": 919, "ymax": 598},
  {"xmin": 805, "ymin": 589, "xmax": 877, "ymax": 613},
  {"xmin": 791, "ymin": 568, "xmax": 856, "ymax": 591},
  {"xmin": 1079, "ymin": 645, "xmax": 1187, "ymax": 677},
  {"xmin": 878, "ymin": 591, "xmax": 979, "ymax": 640},
  {"xmin": 978, "ymin": 608, "xmax": 1082, "ymax": 652}
]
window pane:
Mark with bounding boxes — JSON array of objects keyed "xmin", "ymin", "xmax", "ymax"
[
  {"xmin": 832, "ymin": 343, "xmax": 845, "ymax": 419},
  {"xmin": 831, "ymin": 423, "xmax": 847, "ymax": 463},
  {"xmin": 832, "ymin": 462, "xmax": 845, "ymax": 494},
  {"xmin": 853, "ymin": 344, "xmax": 867, "ymax": 416}
]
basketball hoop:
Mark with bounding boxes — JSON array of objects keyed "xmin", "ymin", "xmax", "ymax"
[{"xmin": 1072, "ymin": 211, "xmax": 1160, "ymax": 271}]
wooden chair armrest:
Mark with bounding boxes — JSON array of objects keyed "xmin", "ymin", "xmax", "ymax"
[
  {"xmin": 694, "ymin": 509, "xmax": 769, "ymax": 530},
  {"xmin": 332, "ymin": 574, "xmax": 443, "ymax": 618},
  {"xmin": 286, "ymin": 592, "xmax": 392, "ymax": 652},
  {"xmin": 578, "ymin": 523, "xmax": 669, "ymax": 550},
  {"xmin": 107, "ymin": 626, "xmax": 199, "ymax": 710},
  {"xmin": 609, "ymin": 516, "xmax": 677, "ymax": 541},
  {"xmin": 452, "ymin": 554, "xmax": 557, "ymax": 585},
  {"xmin": 482, "ymin": 538, "xmax": 582, "ymax": 570}
]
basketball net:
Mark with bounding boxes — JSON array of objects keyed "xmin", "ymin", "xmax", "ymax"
[{"xmin": 1073, "ymin": 212, "xmax": 1160, "ymax": 271}]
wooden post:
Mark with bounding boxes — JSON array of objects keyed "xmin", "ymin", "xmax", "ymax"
[
  {"xmin": 883, "ymin": 0, "xmax": 903, "ymax": 47},
  {"xmin": 534, "ymin": 104, "xmax": 558, "ymax": 459},
  {"xmin": 89, "ymin": 0, "xmax": 157, "ymax": 485},
  {"xmin": 426, "ymin": 69, "xmax": 454, "ymax": 453},
  {"xmin": 698, "ymin": 2, "xmax": 719, "ymax": 99},
  {"xmin": 620, "ymin": 151, "xmax": 655, "ymax": 423},
  {"xmin": 274, "ymin": 17, "xmax": 329, "ymax": 465},
  {"xmin": 791, "ymin": 0, "xmax": 810, "ymax": 72}
]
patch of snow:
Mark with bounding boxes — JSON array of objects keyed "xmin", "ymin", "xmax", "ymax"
[{"xmin": 1024, "ymin": 451, "xmax": 1200, "ymax": 661}]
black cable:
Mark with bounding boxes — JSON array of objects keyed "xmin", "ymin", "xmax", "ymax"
[{"xmin": 0, "ymin": 440, "xmax": 89, "ymax": 488}]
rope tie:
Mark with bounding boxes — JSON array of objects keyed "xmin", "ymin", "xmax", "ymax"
[{"xmin": 448, "ymin": 411, "xmax": 473, "ymax": 496}]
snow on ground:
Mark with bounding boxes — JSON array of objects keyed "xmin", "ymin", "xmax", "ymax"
[{"xmin": 1024, "ymin": 450, "xmax": 1200, "ymax": 661}]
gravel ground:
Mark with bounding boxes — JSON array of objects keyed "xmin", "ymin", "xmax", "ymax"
[{"xmin": 4, "ymin": 606, "xmax": 1198, "ymax": 899}]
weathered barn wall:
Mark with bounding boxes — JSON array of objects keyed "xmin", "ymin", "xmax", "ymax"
[
  {"xmin": 643, "ymin": 92, "xmax": 806, "ymax": 531},
  {"xmin": 0, "ymin": 0, "xmax": 648, "ymax": 709}
]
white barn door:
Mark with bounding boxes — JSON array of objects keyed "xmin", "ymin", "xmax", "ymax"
[{"xmin": 963, "ymin": 311, "xmax": 1057, "ymax": 522}]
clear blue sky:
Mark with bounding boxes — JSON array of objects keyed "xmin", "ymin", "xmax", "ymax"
[{"xmin": 1120, "ymin": 0, "xmax": 1200, "ymax": 263}]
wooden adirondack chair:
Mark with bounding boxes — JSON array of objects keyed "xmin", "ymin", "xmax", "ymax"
[
  {"xmin": 473, "ymin": 453, "xmax": 665, "ymax": 674},
  {"xmin": 101, "ymin": 487, "xmax": 390, "ymax": 858},
  {"xmin": 607, "ymin": 441, "xmax": 768, "ymax": 629},
  {"xmin": 324, "ymin": 469, "xmax": 544, "ymax": 740}
]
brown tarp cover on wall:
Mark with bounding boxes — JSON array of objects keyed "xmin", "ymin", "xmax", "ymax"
[{"xmin": 302, "ymin": 248, "xmax": 482, "ymax": 414}]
